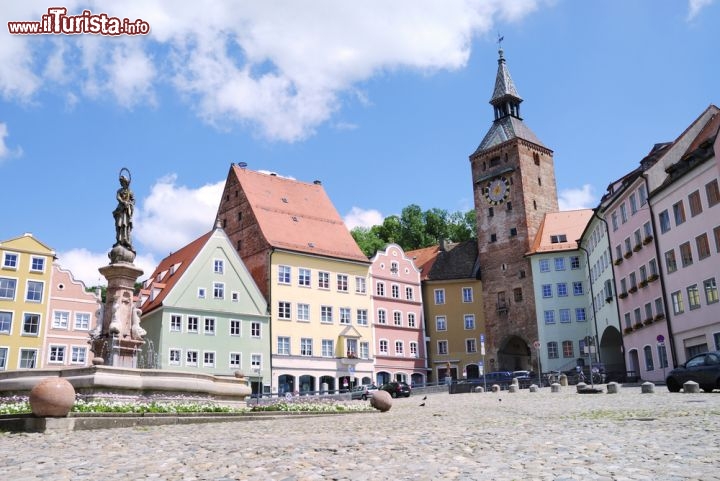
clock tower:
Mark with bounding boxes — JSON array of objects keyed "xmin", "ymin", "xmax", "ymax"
[{"xmin": 470, "ymin": 47, "xmax": 559, "ymax": 371}]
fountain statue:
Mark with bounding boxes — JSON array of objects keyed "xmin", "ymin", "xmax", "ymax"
[{"xmin": 89, "ymin": 168, "xmax": 146, "ymax": 368}]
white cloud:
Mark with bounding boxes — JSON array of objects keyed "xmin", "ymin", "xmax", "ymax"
[
  {"xmin": 0, "ymin": 0, "xmax": 541, "ymax": 141},
  {"xmin": 0, "ymin": 122, "xmax": 22, "ymax": 161},
  {"xmin": 134, "ymin": 174, "xmax": 224, "ymax": 255},
  {"xmin": 687, "ymin": 0, "xmax": 715, "ymax": 20},
  {"xmin": 344, "ymin": 207, "xmax": 384, "ymax": 230},
  {"xmin": 56, "ymin": 248, "xmax": 158, "ymax": 287},
  {"xmin": 558, "ymin": 184, "xmax": 596, "ymax": 211}
]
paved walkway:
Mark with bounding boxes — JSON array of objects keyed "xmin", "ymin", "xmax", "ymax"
[{"xmin": 1, "ymin": 386, "xmax": 719, "ymax": 480}]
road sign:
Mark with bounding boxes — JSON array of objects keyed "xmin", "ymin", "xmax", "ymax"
[
  {"xmin": 348, "ymin": 366, "xmax": 355, "ymax": 375},
  {"xmin": 480, "ymin": 334, "xmax": 485, "ymax": 343},
  {"xmin": 656, "ymin": 334, "xmax": 665, "ymax": 343},
  {"xmin": 533, "ymin": 340, "xmax": 540, "ymax": 349}
]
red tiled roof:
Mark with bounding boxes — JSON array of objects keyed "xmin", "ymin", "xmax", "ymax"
[
  {"xmin": 684, "ymin": 106, "xmax": 720, "ymax": 155},
  {"xmin": 405, "ymin": 245, "xmax": 440, "ymax": 280},
  {"xmin": 527, "ymin": 209, "xmax": 594, "ymax": 255},
  {"xmin": 231, "ymin": 166, "xmax": 368, "ymax": 263},
  {"xmin": 139, "ymin": 230, "xmax": 213, "ymax": 315}
]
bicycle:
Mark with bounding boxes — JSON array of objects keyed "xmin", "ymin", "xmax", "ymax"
[
  {"xmin": 576, "ymin": 368, "xmax": 603, "ymax": 384},
  {"xmin": 545, "ymin": 370, "xmax": 562, "ymax": 386}
]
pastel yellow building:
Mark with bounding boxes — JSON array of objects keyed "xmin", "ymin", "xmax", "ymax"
[{"xmin": 0, "ymin": 233, "xmax": 56, "ymax": 370}]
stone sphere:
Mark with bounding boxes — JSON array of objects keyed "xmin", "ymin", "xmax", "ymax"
[
  {"xmin": 29, "ymin": 378, "xmax": 76, "ymax": 417},
  {"xmin": 370, "ymin": 389, "xmax": 392, "ymax": 412}
]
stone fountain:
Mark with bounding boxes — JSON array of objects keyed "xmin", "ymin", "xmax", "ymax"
[{"xmin": 0, "ymin": 169, "xmax": 251, "ymax": 431}]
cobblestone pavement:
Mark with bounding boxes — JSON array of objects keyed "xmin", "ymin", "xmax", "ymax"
[{"xmin": 2, "ymin": 386, "xmax": 719, "ymax": 481}]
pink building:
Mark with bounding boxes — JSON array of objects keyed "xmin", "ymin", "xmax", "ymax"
[
  {"xmin": 369, "ymin": 244, "xmax": 427, "ymax": 386},
  {"xmin": 42, "ymin": 265, "xmax": 100, "ymax": 368}
]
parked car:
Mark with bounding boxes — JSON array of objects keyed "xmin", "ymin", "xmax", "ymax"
[
  {"xmin": 666, "ymin": 351, "xmax": 720, "ymax": 393},
  {"xmin": 350, "ymin": 384, "xmax": 378, "ymax": 400},
  {"xmin": 379, "ymin": 381, "xmax": 411, "ymax": 398},
  {"xmin": 512, "ymin": 370, "xmax": 534, "ymax": 388},
  {"xmin": 473, "ymin": 371, "xmax": 513, "ymax": 389}
]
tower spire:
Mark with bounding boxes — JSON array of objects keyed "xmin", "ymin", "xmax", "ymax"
[{"xmin": 490, "ymin": 45, "xmax": 522, "ymax": 120}]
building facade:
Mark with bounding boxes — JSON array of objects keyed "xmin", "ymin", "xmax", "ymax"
[
  {"xmin": 369, "ymin": 243, "xmax": 427, "ymax": 387},
  {"xmin": 469, "ymin": 48, "xmax": 559, "ymax": 371},
  {"xmin": 0, "ymin": 233, "xmax": 55, "ymax": 371}
]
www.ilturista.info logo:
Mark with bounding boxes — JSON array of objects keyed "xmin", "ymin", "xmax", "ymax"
[{"xmin": 8, "ymin": 7, "xmax": 150, "ymax": 35}]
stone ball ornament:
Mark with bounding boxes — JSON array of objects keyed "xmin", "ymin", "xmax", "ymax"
[
  {"xmin": 370, "ymin": 389, "xmax": 392, "ymax": 412},
  {"xmin": 29, "ymin": 377, "xmax": 76, "ymax": 417}
]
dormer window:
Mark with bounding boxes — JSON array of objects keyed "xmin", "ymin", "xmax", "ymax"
[{"xmin": 550, "ymin": 234, "xmax": 567, "ymax": 244}]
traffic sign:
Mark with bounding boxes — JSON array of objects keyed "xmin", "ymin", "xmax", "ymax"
[
  {"xmin": 533, "ymin": 340, "xmax": 540, "ymax": 349},
  {"xmin": 656, "ymin": 334, "xmax": 665, "ymax": 343},
  {"xmin": 480, "ymin": 334, "xmax": 485, "ymax": 343}
]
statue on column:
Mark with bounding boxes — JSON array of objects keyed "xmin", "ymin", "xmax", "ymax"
[{"xmin": 109, "ymin": 168, "xmax": 137, "ymax": 264}]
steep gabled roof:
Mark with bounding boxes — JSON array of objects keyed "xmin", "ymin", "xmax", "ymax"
[
  {"xmin": 230, "ymin": 166, "xmax": 368, "ymax": 263},
  {"xmin": 527, "ymin": 210, "xmax": 594, "ymax": 255},
  {"xmin": 408, "ymin": 240, "xmax": 479, "ymax": 281},
  {"xmin": 405, "ymin": 245, "xmax": 440, "ymax": 280},
  {"xmin": 139, "ymin": 230, "xmax": 213, "ymax": 315}
]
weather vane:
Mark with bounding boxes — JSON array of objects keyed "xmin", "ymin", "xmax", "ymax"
[{"xmin": 497, "ymin": 33, "xmax": 504, "ymax": 49}]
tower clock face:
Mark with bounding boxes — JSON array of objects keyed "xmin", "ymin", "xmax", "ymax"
[{"xmin": 485, "ymin": 177, "xmax": 510, "ymax": 205}]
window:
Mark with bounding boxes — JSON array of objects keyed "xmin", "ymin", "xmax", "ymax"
[
  {"xmin": 620, "ymin": 204, "xmax": 627, "ymax": 223},
  {"xmin": 554, "ymin": 257, "xmax": 565, "ymax": 271},
  {"xmin": 615, "ymin": 244, "xmax": 623, "ymax": 260},
  {"xmin": 300, "ymin": 338, "xmax": 313, "ymax": 356},
  {"xmin": 570, "ymin": 256, "xmax": 580, "ymax": 269},
  {"xmin": 624, "ymin": 238, "xmax": 632, "ymax": 255},
  {"xmin": 70, "ymin": 346, "xmax": 87, "ymax": 365},
  {"xmin": 204, "ymin": 318, "xmax": 215, "ymax": 335},
  {"xmin": 277, "ymin": 337, "xmax": 290, "ymax": 355},
  {"xmin": 634, "ymin": 229, "xmax": 642, "ymax": 248},
  {"xmin": 30, "ymin": 256, "xmax": 45, "ymax": 272},
  {"xmin": 611, "ymin": 211, "xmax": 619, "ymax": 231},
  {"xmin": 575, "ymin": 308, "xmax": 587, "ymax": 322},
  {"xmin": 657, "ymin": 344, "xmax": 668, "ymax": 369},
  {"xmin": 629, "ymin": 272, "xmax": 637, "ymax": 290},
  {"xmin": 573, "ymin": 281, "xmax": 584, "ymax": 296},
  {"xmin": 671, "ymin": 291, "xmax": 684, "ymax": 315},
  {"xmin": 510, "ymin": 228, "xmax": 517, "ymax": 237},
  {"xmin": 547, "ymin": 342, "xmax": 558, "ymax": 359},
  {"xmin": 649, "ymin": 258, "xmax": 658, "ymax": 276},
  {"xmin": 639, "ymin": 184, "xmax": 648, "ymax": 205},
  {"xmin": 643, "ymin": 221, "xmax": 653, "ymax": 240},
  {"xmin": 187, "ymin": 316, "xmax": 199, "ymax": 333},
  {"xmin": 490, "ymin": 234, "xmax": 497, "ymax": 243},
  {"xmin": 203, "ymin": 352, "xmax": 216, "ymax": 368},
  {"xmin": 278, "ymin": 265, "xmax": 291, "ymax": 284},
  {"xmin": 544, "ymin": 310, "xmax": 555, "ymax": 324},
  {"xmin": 375, "ymin": 282, "xmax": 385, "ymax": 297},
  {"xmin": 322, "ymin": 339, "xmax": 334, "ymax": 357},
  {"xmin": 355, "ymin": 276, "xmax": 366, "ymax": 294},
  {"xmin": 72, "ymin": 312, "xmax": 90, "ymax": 330},
  {"xmin": 197, "ymin": 288, "xmax": 206, "ymax": 299},
  {"xmin": 392, "ymin": 311, "xmax": 401, "ymax": 326},
  {"xmin": 337, "ymin": 274, "xmax": 348, "ymax": 292},
  {"xmin": 706, "ymin": 179, "xmax": 720, "ymax": 207},
  {"xmin": 645, "ymin": 302, "xmax": 653, "ymax": 320},
  {"xmin": 434, "ymin": 289, "xmax": 445, "ymax": 304},
  {"xmin": 318, "ymin": 271, "xmax": 329, "ymax": 289},
  {"xmin": 251, "ymin": 354, "xmax": 261, "ymax": 369},
  {"xmin": 0, "ymin": 311, "xmax": 11, "ymax": 333},
  {"xmin": 379, "ymin": 340, "xmax": 388, "ymax": 354},
  {"xmin": 436, "ymin": 316, "xmax": 447, "ymax": 331},
  {"xmin": 170, "ymin": 315, "xmax": 182, "ymax": 332},
  {"xmin": 321, "ymin": 306, "xmax": 333, "ymax": 323},
  {"xmin": 340, "ymin": 308, "xmax": 352, "ymax": 325},
  {"xmin": 251, "ymin": 321, "xmax": 261, "ymax": 338},
  {"xmin": 624, "ymin": 313, "xmax": 632, "ymax": 329},
  {"xmin": 186, "ymin": 350, "xmax": 198, "ymax": 366},
  {"xmin": 513, "ymin": 287, "xmax": 523, "ymax": 302},
  {"xmin": 22, "ymin": 313, "xmax": 40, "ymax": 335},
  {"xmin": 655, "ymin": 297, "xmax": 664, "ymax": 316},
  {"xmin": 665, "ymin": 250, "xmax": 677, "ymax": 273},
  {"xmin": 52, "ymin": 311, "xmax": 69, "ymax": 329},
  {"xmin": 620, "ymin": 279, "xmax": 627, "ymax": 295},
  {"xmin": 3, "ymin": 253, "xmax": 18, "ymax": 269},
  {"xmin": 230, "ymin": 319, "xmax": 241, "ymax": 336},
  {"xmin": 559, "ymin": 309, "xmax": 571, "ymax": 323},
  {"xmin": 297, "ymin": 303, "xmax": 310, "ymax": 322},
  {"xmin": 688, "ymin": 190, "xmax": 703, "ymax": 217},
  {"xmin": 697, "ymin": 233, "xmax": 711, "ymax": 260},
  {"xmin": 410, "ymin": 342, "xmax": 418, "ymax": 358},
  {"xmin": 466, "ymin": 339, "xmax": 477, "ymax": 353},
  {"xmin": 644, "ymin": 346, "xmax": 654, "ymax": 371},
  {"xmin": 48, "ymin": 345, "xmax": 66, "ymax": 364},
  {"xmin": 391, "ymin": 284, "xmax": 400, "ymax": 298},
  {"xmin": 406, "ymin": 287, "xmax": 414, "ymax": 300},
  {"xmin": 395, "ymin": 341, "xmax": 404, "ymax": 356},
  {"xmin": 550, "ymin": 234, "xmax": 567, "ymax": 243},
  {"xmin": 556, "ymin": 283, "xmax": 568, "ymax": 297},
  {"xmin": 19, "ymin": 349, "xmax": 37, "ymax": 369},
  {"xmin": 659, "ymin": 210, "xmax": 671, "ymax": 233},
  {"xmin": 278, "ymin": 301, "xmax": 291, "ymax": 320},
  {"xmin": 639, "ymin": 265, "xmax": 647, "ymax": 283},
  {"xmin": 679, "ymin": 242, "xmax": 693, "ymax": 267},
  {"xmin": 213, "ymin": 259, "xmax": 224, "ymax": 274},
  {"xmin": 634, "ymin": 307, "xmax": 642, "ymax": 325},
  {"xmin": 26, "ymin": 281, "xmax": 43, "ymax": 302},
  {"xmin": 687, "ymin": 285, "xmax": 701, "ymax": 310},
  {"xmin": 716, "ymin": 226, "xmax": 720, "ymax": 253},
  {"xmin": 673, "ymin": 201, "xmax": 686, "ymax": 226},
  {"xmin": 298, "ymin": 268, "xmax": 311, "ymax": 287},
  {"xmin": 704, "ymin": 278, "xmax": 719, "ymax": 304},
  {"xmin": 390, "ymin": 261, "xmax": 399, "ymax": 275},
  {"xmin": 542, "ymin": 284, "xmax": 552, "ymax": 298},
  {"xmin": 629, "ymin": 193, "xmax": 638, "ymax": 214},
  {"xmin": 229, "ymin": 353, "xmax": 241, "ymax": 368},
  {"xmin": 437, "ymin": 340, "xmax": 448, "ymax": 355},
  {"xmin": 562, "ymin": 341, "xmax": 574, "ymax": 358},
  {"xmin": 377, "ymin": 309, "xmax": 386, "ymax": 324},
  {"xmin": 539, "ymin": 259, "xmax": 550, "ymax": 272},
  {"xmin": 462, "ymin": 287, "xmax": 473, "ymax": 303},
  {"xmin": 0, "ymin": 347, "xmax": 6, "ymax": 370},
  {"xmin": 357, "ymin": 309, "xmax": 368, "ymax": 326},
  {"xmin": 464, "ymin": 314, "xmax": 475, "ymax": 330}
]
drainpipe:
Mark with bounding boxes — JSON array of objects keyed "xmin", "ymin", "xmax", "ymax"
[{"xmin": 642, "ymin": 174, "xmax": 678, "ymax": 368}]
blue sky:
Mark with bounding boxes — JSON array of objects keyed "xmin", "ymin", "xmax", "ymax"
[{"xmin": 0, "ymin": 0, "xmax": 717, "ymax": 286}]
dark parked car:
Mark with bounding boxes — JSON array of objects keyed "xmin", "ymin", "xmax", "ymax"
[
  {"xmin": 379, "ymin": 381, "xmax": 411, "ymax": 398},
  {"xmin": 350, "ymin": 384, "xmax": 378, "ymax": 400},
  {"xmin": 474, "ymin": 371, "xmax": 513, "ymax": 389},
  {"xmin": 666, "ymin": 351, "xmax": 720, "ymax": 393},
  {"xmin": 512, "ymin": 370, "xmax": 534, "ymax": 388}
]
